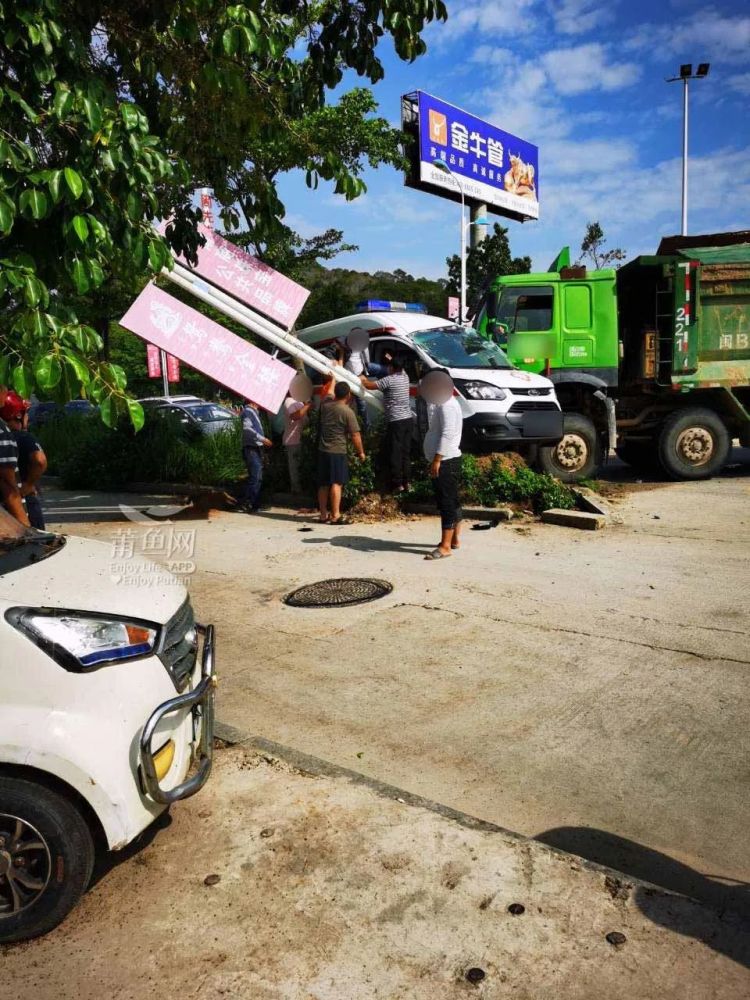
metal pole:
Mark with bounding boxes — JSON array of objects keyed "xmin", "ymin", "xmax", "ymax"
[
  {"xmin": 163, "ymin": 265, "xmax": 383, "ymax": 410},
  {"xmin": 681, "ymin": 77, "xmax": 689, "ymax": 236},
  {"xmin": 470, "ymin": 203, "xmax": 487, "ymax": 248},
  {"xmin": 460, "ymin": 189, "xmax": 467, "ymax": 326},
  {"xmin": 160, "ymin": 349, "xmax": 169, "ymax": 398}
]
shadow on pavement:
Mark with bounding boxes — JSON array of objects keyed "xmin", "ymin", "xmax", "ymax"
[
  {"xmin": 597, "ymin": 446, "xmax": 750, "ymax": 485},
  {"xmin": 304, "ymin": 534, "xmax": 435, "ymax": 555},
  {"xmin": 536, "ymin": 826, "xmax": 750, "ymax": 966}
]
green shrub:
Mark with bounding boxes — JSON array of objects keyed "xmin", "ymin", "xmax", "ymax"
[{"xmin": 405, "ymin": 453, "xmax": 575, "ymax": 514}]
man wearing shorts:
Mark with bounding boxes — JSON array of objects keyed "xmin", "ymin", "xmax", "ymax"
[{"xmin": 317, "ymin": 382, "xmax": 365, "ymax": 525}]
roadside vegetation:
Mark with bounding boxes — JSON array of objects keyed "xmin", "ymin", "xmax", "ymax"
[{"xmin": 39, "ymin": 413, "xmax": 575, "ymax": 514}]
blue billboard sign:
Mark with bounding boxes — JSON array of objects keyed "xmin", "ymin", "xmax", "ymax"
[{"xmin": 405, "ymin": 91, "xmax": 539, "ymax": 222}]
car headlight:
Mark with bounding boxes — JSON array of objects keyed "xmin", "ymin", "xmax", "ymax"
[
  {"xmin": 455, "ymin": 380, "xmax": 507, "ymax": 401},
  {"xmin": 7, "ymin": 608, "xmax": 158, "ymax": 671}
]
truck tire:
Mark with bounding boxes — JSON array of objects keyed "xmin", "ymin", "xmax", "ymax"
[
  {"xmin": 537, "ymin": 413, "xmax": 601, "ymax": 483},
  {"xmin": 0, "ymin": 777, "xmax": 95, "ymax": 943},
  {"xmin": 615, "ymin": 439, "xmax": 663, "ymax": 474},
  {"xmin": 657, "ymin": 408, "xmax": 730, "ymax": 480}
]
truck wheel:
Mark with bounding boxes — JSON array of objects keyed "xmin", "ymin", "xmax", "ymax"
[
  {"xmin": 615, "ymin": 440, "xmax": 662, "ymax": 474},
  {"xmin": 537, "ymin": 413, "xmax": 601, "ymax": 483},
  {"xmin": 0, "ymin": 777, "xmax": 95, "ymax": 943},
  {"xmin": 658, "ymin": 408, "xmax": 730, "ymax": 480}
]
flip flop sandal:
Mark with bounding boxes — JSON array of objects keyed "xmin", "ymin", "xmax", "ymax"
[
  {"xmin": 424, "ymin": 548, "xmax": 451, "ymax": 560},
  {"xmin": 330, "ymin": 516, "xmax": 352, "ymax": 525}
]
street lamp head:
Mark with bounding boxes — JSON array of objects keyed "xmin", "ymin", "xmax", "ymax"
[
  {"xmin": 680, "ymin": 63, "xmax": 693, "ymax": 78},
  {"xmin": 432, "ymin": 159, "xmax": 452, "ymax": 174},
  {"xmin": 696, "ymin": 62, "xmax": 710, "ymax": 77},
  {"xmin": 470, "ymin": 216, "xmax": 490, "ymax": 226}
]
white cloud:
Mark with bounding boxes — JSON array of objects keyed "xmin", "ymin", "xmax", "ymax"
[
  {"xmin": 625, "ymin": 9, "xmax": 750, "ymax": 65},
  {"xmin": 439, "ymin": 0, "xmax": 541, "ymax": 43},
  {"xmin": 541, "ymin": 43, "xmax": 641, "ymax": 95},
  {"xmin": 544, "ymin": 138, "xmax": 636, "ymax": 176},
  {"xmin": 549, "ymin": 0, "xmax": 616, "ymax": 36},
  {"xmin": 727, "ymin": 72, "xmax": 750, "ymax": 97}
]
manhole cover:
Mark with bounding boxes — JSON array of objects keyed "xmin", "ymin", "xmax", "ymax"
[{"xmin": 284, "ymin": 578, "xmax": 392, "ymax": 609}]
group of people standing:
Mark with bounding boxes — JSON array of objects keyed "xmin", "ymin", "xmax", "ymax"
[
  {"xmin": 236, "ymin": 336, "xmax": 465, "ymax": 559},
  {"xmin": 0, "ymin": 385, "xmax": 47, "ymax": 530}
]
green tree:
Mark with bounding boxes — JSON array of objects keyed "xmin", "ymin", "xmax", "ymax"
[
  {"xmin": 446, "ymin": 223, "xmax": 531, "ymax": 317},
  {"xmin": 0, "ymin": 0, "xmax": 447, "ymax": 426},
  {"xmin": 577, "ymin": 221, "xmax": 626, "ymax": 270}
]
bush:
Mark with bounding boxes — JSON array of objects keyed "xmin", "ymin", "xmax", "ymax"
[
  {"xmin": 405, "ymin": 453, "xmax": 575, "ymax": 514},
  {"xmin": 38, "ymin": 413, "xmax": 245, "ymax": 490}
]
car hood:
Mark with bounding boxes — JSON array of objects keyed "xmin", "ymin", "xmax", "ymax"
[
  {"xmin": 0, "ymin": 534, "xmax": 186, "ymax": 626},
  {"xmin": 452, "ymin": 368, "xmax": 555, "ymax": 391}
]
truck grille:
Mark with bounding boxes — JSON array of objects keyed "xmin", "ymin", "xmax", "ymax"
[
  {"xmin": 158, "ymin": 600, "xmax": 198, "ymax": 691},
  {"xmin": 509, "ymin": 387, "xmax": 552, "ymax": 396},
  {"xmin": 509, "ymin": 400, "xmax": 559, "ymax": 412}
]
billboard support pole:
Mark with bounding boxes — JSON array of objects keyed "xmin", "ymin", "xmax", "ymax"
[
  {"xmin": 160, "ymin": 349, "xmax": 170, "ymax": 398},
  {"xmin": 471, "ymin": 203, "xmax": 488, "ymax": 247},
  {"xmin": 459, "ymin": 190, "xmax": 467, "ymax": 327}
]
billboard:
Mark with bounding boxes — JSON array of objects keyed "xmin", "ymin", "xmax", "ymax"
[
  {"xmin": 161, "ymin": 222, "xmax": 310, "ymax": 330},
  {"xmin": 402, "ymin": 91, "xmax": 539, "ymax": 222},
  {"xmin": 121, "ymin": 284, "xmax": 295, "ymax": 412}
]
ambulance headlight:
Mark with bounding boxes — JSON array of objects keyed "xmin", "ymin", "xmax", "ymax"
[{"xmin": 455, "ymin": 380, "xmax": 507, "ymax": 401}]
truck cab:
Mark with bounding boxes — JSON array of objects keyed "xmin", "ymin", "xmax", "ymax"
[{"xmin": 478, "ymin": 248, "xmax": 619, "ymax": 480}]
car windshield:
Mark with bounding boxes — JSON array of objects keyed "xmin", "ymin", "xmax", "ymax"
[
  {"xmin": 412, "ymin": 325, "xmax": 511, "ymax": 369},
  {"xmin": 182, "ymin": 404, "xmax": 234, "ymax": 422}
]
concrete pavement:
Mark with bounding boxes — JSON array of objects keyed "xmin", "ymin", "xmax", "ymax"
[
  {"xmin": 4, "ymin": 744, "xmax": 748, "ymax": 999},
  {"xmin": 43, "ymin": 453, "xmax": 750, "ymax": 921}
]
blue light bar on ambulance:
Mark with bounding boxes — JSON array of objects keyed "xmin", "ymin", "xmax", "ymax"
[{"xmin": 355, "ymin": 300, "xmax": 427, "ymax": 314}]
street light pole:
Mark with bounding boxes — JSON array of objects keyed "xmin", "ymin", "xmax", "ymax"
[
  {"xmin": 667, "ymin": 63, "xmax": 710, "ymax": 237},
  {"xmin": 681, "ymin": 76, "xmax": 689, "ymax": 237},
  {"xmin": 433, "ymin": 160, "xmax": 468, "ymax": 324}
]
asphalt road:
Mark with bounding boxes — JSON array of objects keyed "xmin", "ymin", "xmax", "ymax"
[{"xmin": 42, "ymin": 450, "xmax": 750, "ymax": 919}]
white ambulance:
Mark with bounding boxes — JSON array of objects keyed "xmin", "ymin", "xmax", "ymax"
[{"xmin": 297, "ymin": 302, "xmax": 563, "ymax": 449}]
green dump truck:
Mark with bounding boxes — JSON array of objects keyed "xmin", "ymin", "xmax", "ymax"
[{"xmin": 477, "ymin": 232, "xmax": 750, "ymax": 481}]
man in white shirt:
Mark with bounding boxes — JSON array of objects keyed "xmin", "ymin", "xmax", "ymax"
[{"xmin": 421, "ymin": 369, "xmax": 463, "ymax": 560}]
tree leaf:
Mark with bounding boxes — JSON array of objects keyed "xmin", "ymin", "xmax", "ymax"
[
  {"xmin": 0, "ymin": 194, "xmax": 14, "ymax": 234},
  {"xmin": 48, "ymin": 168, "xmax": 64, "ymax": 203},
  {"xmin": 11, "ymin": 363, "xmax": 34, "ymax": 398},
  {"xmin": 69, "ymin": 256, "xmax": 90, "ymax": 293},
  {"xmin": 120, "ymin": 103, "xmax": 140, "ymax": 130},
  {"xmin": 64, "ymin": 351, "xmax": 91, "ymax": 385},
  {"xmin": 34, "ymin": 354, "xmax": 63, "ymax": 390},
  {"xmin": 99, "ymin": 394, "xmax": 118, "ymax": 428},
  {"xmin": 19, "ymin": 188, "xmax": 48, "ymax": 220},
  {"xmin": 63, "ymin": 166, "xmax": 83, "ymax": 199},
  {"xmin": 127, "ymin": 398, "xmax": 145, "ymax": 432},
  {"xmin": 23, "ymin": 273, "xmax": 44, "ymax": 307},
  {"xmin": 71, "ymin": 214, "xmax": 89, "ymax": 243},
  {"xmin": 82, "ymin": 94, "xmax": 102, "ymax": 131},
  {"xmin": 52, "ymin": 86, "xmax": 74, "ymax": 119}
]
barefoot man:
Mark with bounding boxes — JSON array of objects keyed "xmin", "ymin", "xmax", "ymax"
[{"xmin": 421, "ymin": 369, "xmax": 463, "ymax": 560}]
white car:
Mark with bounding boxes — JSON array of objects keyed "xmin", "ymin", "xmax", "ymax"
[
  {"xmin": 297, "ymin": 304, "xmax": 563, "ymax": 450},
  {"xmin": 0, "ymin": 508, "xmax": 215, "ymax": 942}
]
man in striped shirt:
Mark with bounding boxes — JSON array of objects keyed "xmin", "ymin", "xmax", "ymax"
[
  {"xmin": 0, "ymin": 384, "xmax": 29, "ymax": 526},
  {"xmin": 361, "ymin": 356, "xmax": 414, "ymax": 492}
]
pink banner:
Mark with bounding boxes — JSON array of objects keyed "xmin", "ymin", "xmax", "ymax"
[
  {"xmin": 447, "ymin": 296, "xmax": 460, "ymax": 321},
  {"xmin": 121, "ymin": 284, "xmax": 295, "ymax": 412},
  {"xmin": 166, "ymin": 353, "xmax": 180, "ymax": 383},
  {"xmin": 164, "ymin": 223, "xmax": 309, "ymax": 329},
  {"xmin": 146, "ymin": 343, "xmax": 161, "ymax": 378}
]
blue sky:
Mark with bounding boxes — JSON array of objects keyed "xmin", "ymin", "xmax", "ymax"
[{"xmin": 274, "ymin": 0, "xmax": 750, "ymax": 282}]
